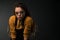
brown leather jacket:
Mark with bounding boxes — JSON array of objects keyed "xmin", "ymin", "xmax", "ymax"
[{"xmin": 9, "ymin": 15, "xmax": 34, "ymax": 39}]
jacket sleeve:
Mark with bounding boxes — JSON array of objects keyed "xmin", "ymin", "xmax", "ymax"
[
  {"xmin": 23, "ymin": 17, "xmax": 34, "ymax": 39},
  {"xmin": 9, "ymin": 15, "xmax": 16, "ymax": 39}
]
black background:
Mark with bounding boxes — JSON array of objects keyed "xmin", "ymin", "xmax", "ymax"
[{"xmin": 0, "ymin": 0, "xmax": 59, "ymax": 40}]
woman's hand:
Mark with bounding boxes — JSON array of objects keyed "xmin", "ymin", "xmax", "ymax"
[{"xmin": 24, "ymin": 37, "xmax": 28, "ymax": 40}]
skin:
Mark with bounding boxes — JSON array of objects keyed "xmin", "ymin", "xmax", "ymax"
[
  {"xmin": 15, "ymin": 7, "xmax": 27, "ymax": 40},
  {"xmin": 15, "ymin": 7, "xmax": 25, "ymax": 20},
  {"xmin": 9, "ymin": 6, "xmax": 33, "ymax": 40}
]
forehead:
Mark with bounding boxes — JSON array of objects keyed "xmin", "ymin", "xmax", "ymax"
[{"xmin": 15, "ymin": 7, "xmax": 23, "ymax": 12}]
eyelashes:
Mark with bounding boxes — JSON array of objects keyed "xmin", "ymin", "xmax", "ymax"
[
  {"xmin": 15, "ymin": 12, "xmax": 18, "ymax": 14},
  {"xmin": 15, "ymin": 11, "xmax": 25, "ymax": 14}
]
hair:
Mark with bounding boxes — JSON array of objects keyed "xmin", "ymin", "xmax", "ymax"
[{"xmin": 13, "ymin": 2, "xmax": 30, "ymax": 26}]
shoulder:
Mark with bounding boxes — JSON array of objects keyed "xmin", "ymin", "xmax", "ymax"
[
  {"xmin": 25, "ymin": 16, "xmax": 33, "ymax": 22},
  {"xmin": 9, "ymin": 15, "xmax": 16, "ymax": 23},
  {"xmin": 24, "ymin": 16, "xmax": 33, "ymax": 25}
]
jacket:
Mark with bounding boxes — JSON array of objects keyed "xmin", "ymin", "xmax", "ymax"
[{"xmin": 9, "ymin": 15, "xmax": 34, "ymax": 39}]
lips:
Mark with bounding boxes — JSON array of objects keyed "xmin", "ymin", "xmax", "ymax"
[
  {"xmin": 17, "ymin": 16, "xmax": 22, "ymax": 19},
  {"xmin": 19, "ymin": 16, "xmax": 21, "ymax": 18},
  {"xmin": 18, "ymin": 16, "xmax": 22, "ymax": 19}
]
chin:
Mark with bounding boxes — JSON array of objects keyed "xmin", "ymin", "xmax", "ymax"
[{"xmin": 18, "ymin": 18, "xmax": 22, "ymax": 20}]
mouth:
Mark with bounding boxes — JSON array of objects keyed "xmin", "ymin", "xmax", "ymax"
[
  {"xmin": 18, "ymin": 16, "xmax": 22, "ymax": 19},
  {"xmin": 19, "ymin": 16, "xmax": 22, "ymax": 18}
]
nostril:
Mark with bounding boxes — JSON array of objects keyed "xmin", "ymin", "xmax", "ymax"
[{"xmin": 18, "ymin": 13, "xmax": 21, "ymax": 15}]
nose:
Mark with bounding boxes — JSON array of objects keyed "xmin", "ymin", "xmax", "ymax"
[{"xmin": 18, "ymin": 13, "xmax": 21, "ymax": 16}]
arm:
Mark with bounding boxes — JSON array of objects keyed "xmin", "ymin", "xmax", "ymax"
[
  {"xmin": 9, "ymin": 16, "xmax": 16, "ymax": 40},
  {"xmin": 23, "ymin": 17, "xmax": 33, "ymax": 40}
]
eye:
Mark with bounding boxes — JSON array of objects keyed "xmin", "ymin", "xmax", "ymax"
[
  {"xmin": 15, "ymin": 12, "xmax": 18, "ymax": 14},
  {"xmin": 20, "ymin": 11, "xmax": 23, "ymax": 13},
  {"xmin": 20, "ymin": 11, "xmax": 25, "ymax": 14}
]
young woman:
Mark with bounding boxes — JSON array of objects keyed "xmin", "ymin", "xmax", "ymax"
[{"xmin": 9, "ymin": 2, "xmax": 35, "ymax": 40}]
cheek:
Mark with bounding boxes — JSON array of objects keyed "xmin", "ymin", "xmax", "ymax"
[
  {"xmin": 16, "ymin": 14, "xmax": 25, "ymax": 19},
  {"xmin": 16, "ymin": 14, "xmax": 23, "ymax": 18},
  {"xmin": 15, "ymin": 14, "xmax": 19, "ymax": 18},
  {"xmin": 21, "ymin": 14, "xmax": 25, "ymax": 17},
  {"xmin": 22, "ymin": 14, "xmax": 25, "ymax": 17},
  {"xmin": 21, "ymin": 14, "xmax": 23, "ymax": 17}
]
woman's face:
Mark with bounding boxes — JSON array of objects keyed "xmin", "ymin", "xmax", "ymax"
[{"xmin": 15, "ymin": 7, "xmax": 25, "ymax": 20}]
